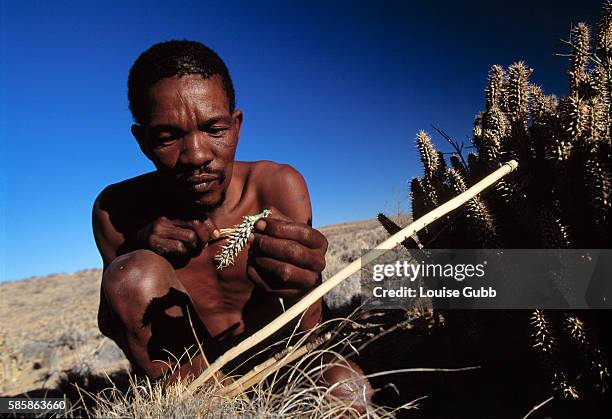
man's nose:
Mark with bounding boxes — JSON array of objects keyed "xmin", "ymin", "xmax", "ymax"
[{"xmin": 179, "ymin": 132, "xmax": 214, "ymax": 168}]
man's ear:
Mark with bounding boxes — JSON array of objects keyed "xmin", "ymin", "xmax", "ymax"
[
  {"xmin": 232, "ymin": 109, "xmax": 243, "ymax": 140},
  {"xmin": 131, "ymin": 124, "xmax": 151, "ymax": 160}
]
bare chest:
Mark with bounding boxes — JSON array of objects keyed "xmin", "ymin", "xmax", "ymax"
[
  {"xmin": 175, "ymin": 239, "xmax": 252, "ymax": 302},
  {"xmin": 171, "ymin": 207, "xmax": 265, "ymax": 337}
]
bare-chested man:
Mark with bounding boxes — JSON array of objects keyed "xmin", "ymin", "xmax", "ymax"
[{"xmin": 93, "ymin": 40, "xmax": 370, "ymax": 405}]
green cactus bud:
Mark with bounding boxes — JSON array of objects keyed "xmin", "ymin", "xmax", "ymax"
[
  {"xmin": 446, "ymin": 168, "xmax": 467, "ymax": 195},
  {"xmin": 596, "ymin": 1, "xmax": 612, "ymax": 57},
  {"xmin": 377, "ymin": 213, "xmax": 419, "ymax": 249},
  {"xmin": 588, "ymin": 65, "xmax": 612, "ymax": 139},
  {"xmin": 466, "ymin": 197, "xmax": 499, "ymax": 248},
  {"xmin": 473, "ymin": 112, "xmax": 484, "ymax": 141},
  {"xmin": 530, "ymin": 310, "xmax": 579, "ymax": 399},
  {"xmin": 584, "ymin": 97, "xmax": 608, "ymax": 143},
  {"xmin": 449, "ymin": 155, "xmax": 468, "ymax": 179},
  {"xmin": 421, "ymin": 177, "xmax": 439, "ymax": 210},
  {"xmin": 410, "ymin": 177, "xmax": 427, "ymax": 220},
  {"xmin": 530, "ymin": 86, "xmax": 560, "ymax": 160},
  {"xmin": 467, "ymin": 152, "xmax": 481, "ymax": 178},
  {"xmin": 560, "ymin": 94, "xmax": 588, "ymax": 140},
  {"xmin": 504, "ymin": 61, "xmax": 532, "ymax": 128},
  {"xmin": 485, "ymin": 64, "xmax": 506, "ymax": 111},
  {"xmin": 555, "ymin": 94, "xmax": 589, "ymax": 159},
  {"xmin": 585, "ymin": 145, "xmax": 611, "ymax": 230},
  {"xmin": 530, "ymin": 309, "xmax": 556, "ymax": 355},
  {"xmin": 530, "ymin": 85, "xmax": 558, "ymax": 121},
  {"xmin": 480, "ymin": 106, "xmax": 510, "ymax": 166},
  {"xmin": 538, "ymin": 206, "xmax": 571, "ymax": 248},
  {"xmin": 436, "ymin": 150, "xmax": 448, "ymax": 180},
  {"xmin": 416, "ymin": 130, "xmax": 442, "ymax": 182},
  {"xmin": 564, "ymin": 315, "xmax": 610, "ymax": 393},
  {"xmin": 558, "ymin": 380, "xmax": 581, "ymax": 400},
  {"xmin": 447, "ymin": 168, "xmax": 499, "ymax": 247},
  {"xmin": 564, "ymin": 315, "xmax": 590, "ymax": 348},
  {"xmin": 494, "ymin": 177, "xmax": 518, "ymax": 205},
  {"xmin": 569, "ymin": 23, "xmax": 591, "ymax": 95}
]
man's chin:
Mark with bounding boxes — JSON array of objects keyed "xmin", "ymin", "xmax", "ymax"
[{"xmin": 191, "ymin": 191, "xmax": 226, "ymax": 212}]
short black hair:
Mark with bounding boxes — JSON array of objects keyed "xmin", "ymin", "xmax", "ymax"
[{"xmin": 128, "ymin": 40, "xmax": 235, "ymax": 124}]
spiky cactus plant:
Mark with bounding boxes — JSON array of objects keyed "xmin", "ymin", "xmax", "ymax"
[
  {"xmin": 531, "ymin": 310, "xmax": 580, "ymax": 400},
  {"xmin": 379, "ymin": 2, "xmax": 611, "ymax": 401},
  {"xmin": 408, "ymin": 6, "xmax": 610, "ymax": 250}
]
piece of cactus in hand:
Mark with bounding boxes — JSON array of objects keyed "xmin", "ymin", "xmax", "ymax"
[{"xmin": 215, "ymin": 209, "xmax": 272, "ymax": 270}]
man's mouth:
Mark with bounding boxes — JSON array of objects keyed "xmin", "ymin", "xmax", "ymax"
[
  {"xmin": 190, "ymin": 179, "xmax": 217, "ymax": 193},
  {"xmin": 184, "ymin": 174, "xmax": 220, "ymax": 193},
  {"xmin": 186, "ymin": 174, "xmax": 218, "ymax": 183}
]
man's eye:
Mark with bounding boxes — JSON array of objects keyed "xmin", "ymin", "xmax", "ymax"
[
  {"xmin": 154, "ymin": 133, "xmax": 180, "ymax": 144},
  {"xmin": 208, "ymin": 127, "xmax": 228, "ymax": 137}
]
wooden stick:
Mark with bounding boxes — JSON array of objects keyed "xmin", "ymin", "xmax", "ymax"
[
  {"xmin": 223, "ymin": 341, "xmax": 312, "ymax": 399},
  {"xmin": 218, "ymin": 332, "xmax": 331, "ymax": 399},
  {"xmin": 183, "ymin": 160, "xmax": 518, "ymax": 397}
]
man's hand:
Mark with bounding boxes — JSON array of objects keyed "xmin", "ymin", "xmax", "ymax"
[
  {"xmin": 246, "ymin": 207, "xmax": 328, "ymax": 299},
  {"xmin": 136, "ymin": 216, "xmax": 220, "ymax": 257}
]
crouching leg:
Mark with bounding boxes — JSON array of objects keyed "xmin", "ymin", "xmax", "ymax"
[{"xmin": 99, "ymin": 249, "xmax": 209, "ymax": 382}]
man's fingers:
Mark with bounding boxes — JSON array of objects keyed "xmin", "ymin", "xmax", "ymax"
[
  {"xmin": 251, "ymin": 256, "xmax": 319, "ymax": 289},
  {"xmin": 159, "ymin": 224, "xmax": 199, "ymax": 249},
  {"xmin": 246, "ymin": 265, "xmax": 273, "ymax": 293},
  {"xmin": 163, "ymin": 218, "xmax": 194, "ymax": 229},
  {"xmin": 266, "ymin": 206, "xmax": 293, "ymax": 222},
  {"xmin": 186, "ymin": 218, "xmax": 220, "ymax": 244},
  {"xmin": 253, "ymin": 207, "xmax": 327, "ymax": 250},
  {"xmin": 203, "ymin": 218, "xmax": 221, "ymax": 239},
  {"xmin": 246, "ymin": 265, "xmax": 303, "ymax": 299},
  {"xmin": 252, "ymin": 233, "xmax": 326, "ymax": 272},
  {"xmin": 152, "ymin": 238, "xmax": 188, "ymax": 255},
  {"xmin": 255, "ymin": 219, "xmax": 327, "ymax": 249},
  {"xmin": 254, "ymin": 206, "xmax": 292, "ymax": 230}
]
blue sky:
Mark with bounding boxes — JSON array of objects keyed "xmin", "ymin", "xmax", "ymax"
[{"xmin": 0, "ymin": 0, "xmax": 603, "ymax": 280}]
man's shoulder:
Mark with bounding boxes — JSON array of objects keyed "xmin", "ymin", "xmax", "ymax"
[
  {"xmin": 237, "ymin": 160, "xmax": 306, "ymax": 192},
  {"xmin": 236, "ymin": 161, "xmax": 311, "ymax": 222},
  {"xmin": 237, "ymin": 160, "xmax": 303, "ymax": 181},
  {"xmin": 95, "ymin": 172, "xmax": 158, "ymax": 211}
]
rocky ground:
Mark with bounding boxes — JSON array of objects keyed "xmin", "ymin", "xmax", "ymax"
[{"xmin": 0, "ymin": 215, "xmax": 409, "ymax": 397}]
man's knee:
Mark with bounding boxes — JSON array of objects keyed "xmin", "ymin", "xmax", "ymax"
[
  {"xmin": 101, "ymin": 249, "xmax": 178, "ymax": 325},
  {"xmin": 102, "ymin": 250, "xmax": 174, "ymax": 299}
]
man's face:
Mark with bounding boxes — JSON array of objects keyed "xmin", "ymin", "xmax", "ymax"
[{"xmin": 133, "ymin": 74, "xmax": 242, "ymax": 211}]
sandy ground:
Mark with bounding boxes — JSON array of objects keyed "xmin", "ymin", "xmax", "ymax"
[{"xmin": 0, "ymin": 214, "xmax": 409, "ymax": 396}]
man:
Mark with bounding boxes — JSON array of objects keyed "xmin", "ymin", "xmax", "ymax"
[{"xmin": 93, "ymin": 40, "xmax": 370, "ymax": 404}]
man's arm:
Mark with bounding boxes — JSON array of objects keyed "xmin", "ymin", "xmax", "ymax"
[
  {"xmin": 92, "ymin": 188, "xmax": 124, "ymax": 269},
  {"xmin": 93, "ymin": 184, "xmax": 219, "ymax": 263},
  {"xmin": 249, "ymin": 163, "xmax": 327, "ymax": 331},
  {"xmin": 92, "ymin": 189, "xmax": 127, "ymax": 339}
]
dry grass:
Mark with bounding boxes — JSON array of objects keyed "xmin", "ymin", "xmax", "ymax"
[
  {"xmin": 0, "ymin": 269, "xmax": 129, "ymax": 396},
  {"xmin": 72, "ymin": 316, "xmax": 429, "ymax": 419},
  {"xmin": 320, "ymin": 214, "xmax": 411, "ymax": 310}
]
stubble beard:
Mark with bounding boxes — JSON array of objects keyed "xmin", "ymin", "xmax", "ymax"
[{"xmin": 194, "ymin": 190, "xmax": 226, "ymax": 212}]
